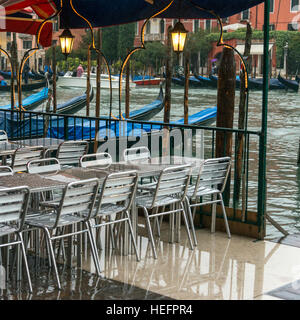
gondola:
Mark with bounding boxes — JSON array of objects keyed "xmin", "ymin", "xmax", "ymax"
[
  {"xmin": 171, "ymin": 77, "xmax": 185, "ymax": 86},
  {"xmin": 173, "ymin": 106, "xmax": 217, "ymax": 126},
  {"xmin": 194, "ymin": 74, "xmax": 215, "ymax": 88},
  {"xmin": 0, "ymin": 87, "xmax": 48, "ymax": 111},
  {"xmin": 125, "ymin": 85, "xmax": 164, "ymax": 120},
  {"xmin": 177, "ymin": 75, "xmax": 203, "ymax": 88},
  {"xmin": 278, "ymin": 74, "xmax": 299, "ymax": 92},
  {"xmin": 0, "ymin": 77, "xmax": 57, "ymax": 92},
  {"xmin": 55, "ymin": 87, "xmax": 94, "ymax": 115},
  {"xmin": 0, "ymin": 70, "xmax": 46, "ymax": 81}
]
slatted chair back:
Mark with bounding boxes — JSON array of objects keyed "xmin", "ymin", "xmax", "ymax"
[
  {"xmin": 56, "ymin": 140, "xmax": 89, "ymax": 167},
  {"xmin": 53, "ymin": 178, "xmax": 99, "ymax": 228},
  {"xmin": 27, "ymin": 158, "xmax": 61, "ymax": 175},
  {"xmin": 192, "ymin": 157, "xmax": 231, "ymax": 198},
  {"xmin": 152, "ymin": 164, "xmax": 191, "ymax": 208},
  {"xmin": 0, "ymin": 186, "xmax": 30, "ymax": 232},
  {"xmin": 123, "ymin": 147, "xmax": 151, "ymax": 163},
  {"xmin": 80, "ymin": 152, "xmax": 112, "ymax": 169},
  {"xmin": 94, "ymin": 171, "xmax": 138, "ymax": 217},
  {"xmin": 0, "ymin": 166, "xmax": 13, "ymax": 176},
  {"xmin": 11, "ymin": 146, "xmax": 44, "ymax": 173},
  {"xmin": 0, "ymin": 130, "xmax": 8, "ymax": 143}
]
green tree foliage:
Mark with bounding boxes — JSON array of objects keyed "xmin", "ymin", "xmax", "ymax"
[{"xmin": 185, "ymin": 29, "xmax": 212, "ymax": 73}]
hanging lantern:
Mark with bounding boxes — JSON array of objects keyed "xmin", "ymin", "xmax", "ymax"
[
  {"xmin": 171, "ymin": 21, "xmax": 188, "ymax": 53},
  {"xmin": 59, "ymin": 28, "xmax": 75, "ymax": 58}
]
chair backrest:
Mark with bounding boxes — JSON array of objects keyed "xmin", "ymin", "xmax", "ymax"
[
  {"xmin": 80, "ymin": 152, "xmax": 112, "ymax": 169},
  {"xmin": 95, "ymin": 170, "xmax": 138, "ymax": 217},
  {"xmin": 53, "ymin": 178, "xmax": 99, "ymax": 228},
  {"xmin": 0, "ymin": 186, "xmax": 30, "ymax": 232},
  {"xmin": 57, "ymin": 140, "xmax": 89, "ymax": 166},
  {"xmin": 27, "ymin": 158, "xmax": 61, "ymax": 175},
  {"xmin": 11, "ymin": 146, "xmax": 44, "ymax": 173},
  {"xmin": 193, "ymin": 157, "xmax": 231, "ymax": 197},
  {"xmin": 0, "ymin": 130, "xmax": 8, "ymax": 143},
  {"xmin": 152, "ymin": 164, "xmax": 191, "ymax": 208},
  {"xmin": 123, "ymin": 147, "xmax": 150, "ymax": 163},
  {"xmin": 0, "ymin": 166, "xmax": 13, "ymax": 177}
]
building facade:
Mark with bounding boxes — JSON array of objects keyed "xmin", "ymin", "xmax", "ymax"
[{"xmin": 134, "ymin": 0, "xmax": 300, "ymax": 76}]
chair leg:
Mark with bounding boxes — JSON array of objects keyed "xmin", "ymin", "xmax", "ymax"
[
  {"xmin": 219, "ymin": 193, "xmax": 231, "ymax": 238},
  {"xmin": 44, "ymin": 228, "xmax": 61, "ymax": 290},
  {"xmin": 211, "ymin": 194, "xmax": 217, "ymax": 233},
  {"xmin": 180, "ymin": 202, "xmax": 194, "ymax": 251},
  {"xmin": 184, "ymin": 196, "xmax": 198, "ymax": 247},
  {"xmin": 18, "ymin": 232, "xmax": 33, "ymax": 293},
  {"xmin": 85, "ymin": 221, "xmax": 101, "ymax": 276},
  {"xmin": 125, "ymin": 211, "xmax": 140, "ymax": 262},
  {"xmin": 142, "ymin": 206, "xmax": 157, "ymax": 259}
]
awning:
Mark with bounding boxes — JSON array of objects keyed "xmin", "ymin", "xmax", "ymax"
[
  {"xmin": 235, "ymin": 43, "xmax": 274, "ymax": 55},
  {"xmin": 1, "ymin": 0, "xmax": 264, "ymax": 28},
  {"xmin": 0, "ymin": 12, "xmax": 53, "ymax": 47}
]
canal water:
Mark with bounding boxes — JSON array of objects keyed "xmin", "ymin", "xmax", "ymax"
[{"xmin": 1, "ymin": 84, "xmax": 299, "ymax": 239}]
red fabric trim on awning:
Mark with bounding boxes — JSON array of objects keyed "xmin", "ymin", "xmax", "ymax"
[
  {"xmin": 2, "ymin": 16, "xmax": 53, "ymax": 47},
  {"xmin": 2, "ymin": 0, "xmax": 57, "ymax": 18}
]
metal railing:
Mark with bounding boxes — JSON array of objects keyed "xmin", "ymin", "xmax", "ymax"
[{"xmin": 0, "ymin": 108, "xmax": 262, "ymax": 233}]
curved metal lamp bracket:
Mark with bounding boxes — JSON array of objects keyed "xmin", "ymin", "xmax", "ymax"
[
  {"xmin": 69, "ymin": 0, "xmax": 113, "ymax": 119},
  {"xmin": 118, "ymin": 0, "xmax": 175, "ymax": 120}
]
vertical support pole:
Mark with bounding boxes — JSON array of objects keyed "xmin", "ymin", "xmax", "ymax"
[
  {"xmin": 125, "ymin": 49, "xmax": 130, "ymax": 119},
  {"xmin": 184, "ymin": 51, "xmax": 190, "ymax": 125},
  {"xmin": 94, "ymin": 28, "xmax": 102, "ymax": 153},
  {"xmin": 162, "ymin": 26, "xmax": 172, "ymax": 158},
  {"xmin": 52, "ymin": 45, "xmax": 57, "ymax": 113},
  {"xmin": 86, "ymin": 46, "xmax": 91, "ymax": 117},
  {"xmin": 257, "ymin": 0, "xmax": 270, "ymax": 240}
]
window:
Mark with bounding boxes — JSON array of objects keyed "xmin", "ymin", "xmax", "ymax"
[
  {"xmin": 23, "ymin": 40, "xmax": 32, "ymax": 49},
  {"xmin": 6, "ymin": 32, "xmax": 11, "ymax": 37},
  {"xmin": 263, "ymin": 24, "xmax": 276, "ymax": 30},
  {"xmin": 53, "ymin": 17, "xmax": 59, "ymax": 32},
  {"xmin": 159, "ymin": 19, "xmax": 165, "ymax": 34},
  {"xmin": 135, "ymin": 22, "xmax": 139, "ymax": 35},
  {"xmin": 173, "ymin": 19, "xmax": 178, "ymax": 26},
  {"xmin": 6, "ymin": 42, "xmax": 11, "ymax": 51},
  {"xmin": 194, "ymin": 20, "xmax": 199, "ymax": 32},
  {"xmin": 205, "ymin": 19, "xmax": 211, "ymax": 31},
  {"xmin": 146, "ymin": 20, "xmax": 151, "ymax": 34},
  {"xmin": 241, "ymin": 9, "xmax": 250, "ymax": 20},
  {"xmin": 288, "ymin": 23, "xmax": 298, "ymax": 30},
  {"xmin": 291, "ymin": 0, "xmax": 299, "ymax": 11},
  {"xmin": 270, "ymin": 0, "xmax": 274, "ymax": 12}
]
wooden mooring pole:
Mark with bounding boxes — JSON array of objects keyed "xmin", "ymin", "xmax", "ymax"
[
  {"xmin": 216, "ymin": 47, "xmax": 236, "ymax": 205},
  {"xmin": 298, "ymin": 138, "xmax": 300, "ymax": 164},
  {"xmin": 52, "ymin": 45, "xmax": 57, "ymax": 113},
  {"xmin": 86, "ymin": 46, "xmax": 91, "ymax": 117},
  {"xmin": 184, "ymin": 52, "xmax": 190, "ymax": 125}
]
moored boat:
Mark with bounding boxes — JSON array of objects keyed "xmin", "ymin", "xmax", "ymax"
[
  {"xmin": 0, "ymin": 87, "xmax": 49, "ymax": 111},
  {"xmin": 133, "ymin": 75, "xmax": 162, "ymax": 86},
  {"xmin": 58, "ymin": 71, "xmax": 136, "ymax": 89},
  {"xmin": 278, "ymin": 74, "xmax": 299, "ymax": 92}
]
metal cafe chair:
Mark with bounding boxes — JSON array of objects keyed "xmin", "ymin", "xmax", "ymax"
[
  {"xmin": 80, "ymin": 152, "xmax": 112, "ymax": 169},
  {"xmin": 26, "ymin": 158, "xmax": 61, "ymax": 175},
  {"xmin": 24, "ymin": 178, "xmax": 100, "ymax": 290},
  {"xmin": 0, "ymin": 186, "xmax": 32, "ymax": 292},
  {"xmin": 123, "ymin": 146, "xmax": 151, "ymax": 163},
  {"xmin": 185, "ymin": 157, "xmax": 232, "ymax": 244},
  {"xmin": 87, "ymin": 170, "xmax": 140, "ymax": 266},
  {"xmin": 0, "ymin": 130, "xmax": 8, "ymax": 143},
  {"xmin": 136, "ymin": 164, "xmax": 194, "ymax": 259},
  {"xmin": 0, "ymin": 166, "xmax": 14, "ymax": 176},
  {"xmin": 9, "ymin": 146, "xmax": 45, "ymax": 173},
  {"xmin": 56, "ymin": 140, "xmax": 89, "ymax": 168}
]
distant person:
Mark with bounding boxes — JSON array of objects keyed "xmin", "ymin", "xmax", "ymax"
[
  {"xmin": 212, "ymin": 62, "xmax": 217, "ymax": 75},
  {"xmin": 77, "ymin": 64, "xmax": 84, "ymax": 77},
  {"xmin": 23, "ymin": 63, "xmax": 30, "ymax": 84}
]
